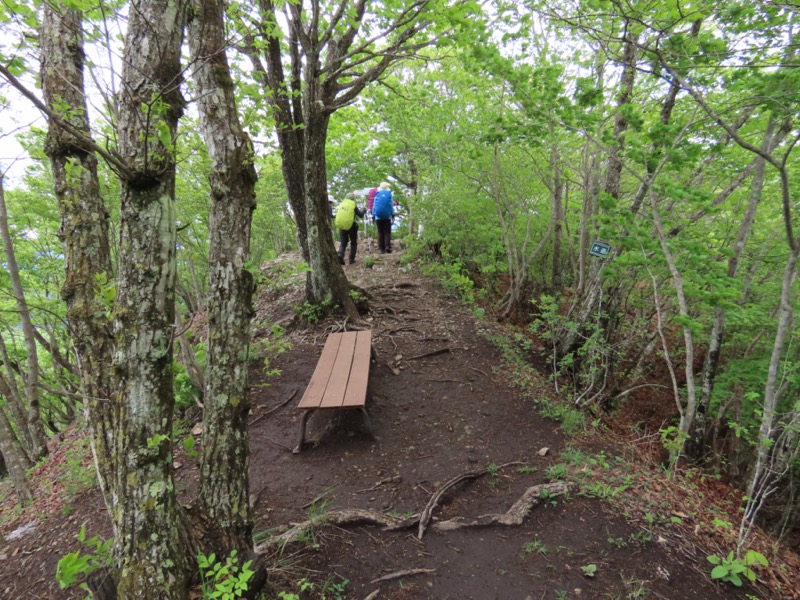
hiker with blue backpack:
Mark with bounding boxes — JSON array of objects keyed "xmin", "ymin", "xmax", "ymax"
[
  {"xmin": 335, "ymin": 192, "xmax": 366, "ymax": 265},
  {"xmin": 372, "ymin": 182, "xmax": 395, "ymax": 253}
]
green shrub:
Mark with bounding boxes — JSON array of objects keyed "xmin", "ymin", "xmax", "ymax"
[
  {"xmin": 707, "ymin": 550, "xmax": 768, "ymax": 587},
  {"xmin": 56, "ymin": 526, "xmax": 113, "ymax": 597},
  {"xmin": 198, "ymin": 550, "xmax": 255, "ymax": 600}
]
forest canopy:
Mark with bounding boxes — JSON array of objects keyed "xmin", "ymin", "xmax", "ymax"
[{"xmin": 0, "ymin": 0, "xmax": 798, "ymax": 597}]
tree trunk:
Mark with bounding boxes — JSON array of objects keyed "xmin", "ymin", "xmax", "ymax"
[
  {"xmin": 744, "ymin": 244, "xmax": 800, "ymax": 525},
  {"xmin": 604, "ymin": 31, "xmax": 637, "ymax": 202},
  {"xmin": 247, "ymin": 0, "xmax": 438, "ymax": 316},
  {"xmin": 550, "ymin": 149, "xmax": 563, "ymax": 292},
  {"xmin": 0, "ymin": 407, "xmax": 32, "ymax": 502},
  {"xmin": 302, "ymin": 109, "xmax": 359, "ymax": 317},
  {"xmin": 575, "ymin": 141, "xmax": 600, "ymax": 298},
  {"xmin": 246, "ymin": 0, "xmax": 309, "ymax": 262},
  {"xmin": 0, "ymin": 176, "xmax": 48, "ymax": 459},
  {"xmin": 40, "ymin": 4, "xmax": 116, "ymax": 503},
  {"xmin": 0, "ymin": 340, "xmax": 34, "ymax": 458},
  {"xmin": 187, "ymin": 0, "xmax": 258, "ymax": 555},
  {"xmin": 560, "ymin": 32, "xmax": 636, "ymax": 354},
  {"xmin": 651, "ymin": 193, "xmax": 696, "ymax": 462},
  {"xmin": 176, "ymin": 312, "xmax": 204, "ymax": 403},
  {"xmin": 111, "ymin": 1, "xmax": 191, "ymax": 596},
  {"xmin": 692, "ymin": 118, "xmax": 779, "ymax": 453}
]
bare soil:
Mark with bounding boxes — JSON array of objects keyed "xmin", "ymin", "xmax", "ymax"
[{"xmin": 0, "ymin": 248, "xmax": 785, "ymax": 599}]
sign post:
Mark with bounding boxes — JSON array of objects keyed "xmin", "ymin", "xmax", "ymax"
[{"xmin": 589, "ymin": 241, "xmax": 611, "ymax": 259}]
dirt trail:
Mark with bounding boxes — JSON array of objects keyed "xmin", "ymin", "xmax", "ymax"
[
  {"xmin": 249, "ymin": 250, "xmax": 745, "ymax": 600},
  {"xmin": 0, "ymin": 249, "xmax": 751, "ymax": 599}
]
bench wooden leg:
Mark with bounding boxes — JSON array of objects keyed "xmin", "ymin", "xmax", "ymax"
[
  {"xmin": 294, "ymin": 409, "xmax": 315, "ymax": 454},
  {"xmin": 359, "ymin": 407, "xmax": 375, "ymax": 439}
]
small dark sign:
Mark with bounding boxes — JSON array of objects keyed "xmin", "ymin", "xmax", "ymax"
[{"xmin": 589, "ymin": 241, "xmax": 611, "ymax": 258}]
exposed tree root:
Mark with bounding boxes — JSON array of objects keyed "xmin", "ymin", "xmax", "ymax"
[
  {"xmin": 254, "ymin": 509, "xmax": 418, "ymax": 553},
  {"xmin": 255, "ymin": 465, "xmax": 573, "ymax": 554},
  {"xmin": 417, "ymin": 468, "xmax": 485, "ymax": 539},
  {"xmin": 385, "ymin": 326, "xmax": 424, "ymax": 336},
  {"xmin": 418, "ymin": 461, "xmax": 523, "ymax": 539},
  {"xmin": 432, "ymin": 481, "xmax": 576, "ymax": 532}
]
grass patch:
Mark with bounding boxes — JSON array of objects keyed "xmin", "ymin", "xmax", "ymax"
[{"xmin": 485, "ymin": 331, "xmax": 586, "ymax": 434}]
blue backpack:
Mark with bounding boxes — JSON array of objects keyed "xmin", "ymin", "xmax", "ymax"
[{"xmin": 372, "ymin": 190, "xmax": 394, "ymax": 220}]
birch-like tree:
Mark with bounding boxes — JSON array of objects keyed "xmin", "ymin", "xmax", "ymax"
[
  {"xmin": 24, "ymin": 0, "xmax": 260, "ymax": 595},
  {"xmin": 240, "ymin": 0, "xmax": 478, "ymax": 318}
]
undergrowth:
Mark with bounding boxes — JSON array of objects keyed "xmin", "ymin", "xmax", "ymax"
[
  {"xmin": 485, "ymin": 331, "xmax": 586, "ymax": 436},
  {"xmin": 482, "ymin": 322, "xmax": 785, "ymax": 595}
]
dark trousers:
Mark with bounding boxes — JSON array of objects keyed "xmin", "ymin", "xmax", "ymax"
[
  {"xmin": 338, "ymin": 224, "xmax": 358, "ymax": 263},
  {"xmin": 376, "ymin": 219, "xmax": 392, "ymax": 252}
]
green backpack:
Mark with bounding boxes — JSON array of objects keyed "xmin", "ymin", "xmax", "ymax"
[{"xmin": 335, "ymin": 198, "xmax": 356, "ymax": 230}]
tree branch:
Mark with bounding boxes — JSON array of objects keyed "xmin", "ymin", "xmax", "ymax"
[{"xmin": 0, "ymin": 65, "xmax": 135, "ymax": 181}]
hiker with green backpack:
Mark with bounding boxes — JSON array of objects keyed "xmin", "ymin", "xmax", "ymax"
[{"xmin": 335, "ymin": 192, "xmax": 366, "ymax": 265}]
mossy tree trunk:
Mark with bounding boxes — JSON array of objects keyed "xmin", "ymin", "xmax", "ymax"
[
  {"xmin": 111, "ymin": 1, "xmax": 192, "ymax": 597},
  {"xmin": 40, "ymin": 3, "xmax": 116, "ymax": 505},
  {"xmin": 187, "ymin": 0, "xmax": 257, "ymax": 556},
  {"xmin": 302, "ymin": 80, "xmax": 358, "ymax": 313},
  {"xmin": 42, "ymin": 2, "xmax": 192, "ymax": 597},
  {"xmin": 41, "ymin": 2, "xmax": 265, "ymax": 596}
]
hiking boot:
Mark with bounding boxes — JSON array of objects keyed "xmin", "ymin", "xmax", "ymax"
[{"xmin": 338, "ymin": 255, "xmax": 345, "ymax": 265}]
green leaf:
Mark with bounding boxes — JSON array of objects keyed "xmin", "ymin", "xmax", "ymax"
[
  {"xmin": 745, "ymin": 550, "xmax": 769, "ymax": 567},
  {"xmin": 710, "ymin": 565, "xmax": 729, "ymax": 580},
  {"xmin": 155, "ymin": 121, "xmax": 173, "ymax": 151}
]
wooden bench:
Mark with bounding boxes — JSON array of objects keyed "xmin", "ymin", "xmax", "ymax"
[{"xmin": 294, "ymin": 330, "xmax": 373, "ymax": 453}]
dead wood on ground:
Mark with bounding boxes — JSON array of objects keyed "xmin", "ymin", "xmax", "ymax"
[
  {"xmin": 407, "ymin": 348, "xmax": 451, "ymax": 361},
  {"xmin": 249, "ymin": 389, "xmax": 297, "ymax": 426},
  {"xmin": 370, "ymin": 568, "xmax": 436, "ymax": 583}
]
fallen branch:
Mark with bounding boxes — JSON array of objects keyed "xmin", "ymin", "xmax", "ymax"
[
  {"xmin": 387, "ymin": 326, "xmax": 423, "ymax": 336},
  {"xmin": 364, "ymin": 591, "xmax": 379, "ymax": 600},
  {"xmin": 370, "ymin": 568, "xmax": 436, "ymax": 584},
  {"xmin": 408, "ymin": 348, "xmax": 451, "ymax": 361},
  {"xmin": 432, "ymin": 481, "xmax": 577, "ymax": 532},
  {"xmin": 356, "ymin": 475, "xmax": 402, "ymax": 494},
  {"xmin": 249, "ymin": 389, "xmax": 298, "ymax": 426}
]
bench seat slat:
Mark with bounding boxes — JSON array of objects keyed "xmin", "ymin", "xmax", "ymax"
[
  {"xmin": 342, "ymin": 330, "xmax": 371, "ymax": 407},
  {"xmin": 319, "ymin": 332, "xmax": 358, "ymax": 408},
  {"xmin": 297, "ymin": 333, "xmax": 343, "ymax": 409}
]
